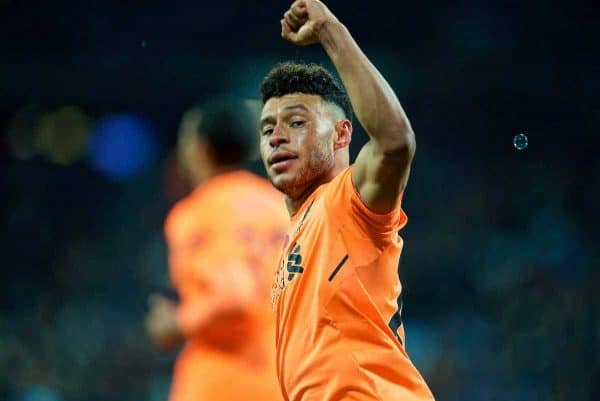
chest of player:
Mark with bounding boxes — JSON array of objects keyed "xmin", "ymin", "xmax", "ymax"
[{"xmin": 271, "ymin": 198, "xmax": 350, "ymax": 311}]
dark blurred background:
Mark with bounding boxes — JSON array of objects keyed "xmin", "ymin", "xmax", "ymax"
[{"xmin": 1, "ymin": 1, "xmax": 598, "ymax": 400}]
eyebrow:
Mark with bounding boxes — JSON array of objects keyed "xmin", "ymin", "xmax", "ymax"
[
  {"xmin": 260, "ymin": 104, "xmax": 311, "ymax": 128},
  {"xmin": 283, "ymin": 104, "xmax": 310, "ymax": 113}
]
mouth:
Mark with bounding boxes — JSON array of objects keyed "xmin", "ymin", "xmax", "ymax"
[{"xmin": 268, "ymin": 151, "xmax": 298, "ymax": 171}]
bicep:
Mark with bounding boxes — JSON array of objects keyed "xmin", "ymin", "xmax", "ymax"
[{"xmin": 351, "ymin": 139, "xmax": 414, "ymax": 214}]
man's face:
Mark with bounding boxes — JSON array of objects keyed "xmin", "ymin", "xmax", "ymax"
[{"xmin": 259, "ymin": 93, "xmax": 337, "ymax": 198}]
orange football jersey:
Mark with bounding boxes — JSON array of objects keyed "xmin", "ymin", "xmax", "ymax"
[
  {"xmin": 271, "ymin": 166, "xmax": 434, "ymax": 401},
  {"xmin": 165, "ymin": 170, "xmax": 288, "ymax": 401}
]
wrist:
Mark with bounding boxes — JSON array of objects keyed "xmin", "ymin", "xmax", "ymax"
[{"xmin": 317, "ymin": 19, "xmax": 348, "ymax": 54}]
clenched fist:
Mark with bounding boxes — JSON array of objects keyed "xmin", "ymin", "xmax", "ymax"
[{"xmin": 280, "ymin": 0, "xmax": 340, "ymax": 46}]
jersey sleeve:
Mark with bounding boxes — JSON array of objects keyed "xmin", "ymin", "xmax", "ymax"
[{"xmin": 325, "ymin": 166, "xmax": 407, "ymax": 246}]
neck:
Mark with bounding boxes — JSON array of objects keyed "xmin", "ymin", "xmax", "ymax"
[
  {"xmin": 285, "ymin": 183, "xmax": 319, "ymax": 217},
  {"xmin": 285, "ymin": 164, "xmax": 346, "ymax": 216},
  {"xmin": 191, "ymin": 164, "xmax": 239, "ymax": 188}
]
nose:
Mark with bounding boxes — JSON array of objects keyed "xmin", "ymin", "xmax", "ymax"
[{"xmin": 269, "ymin": 123, "xmax": 289, "ymax": 147}]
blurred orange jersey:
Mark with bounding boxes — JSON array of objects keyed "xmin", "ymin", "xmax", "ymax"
[
  {"xmin": 271, "ymin": 166, "xmax": 434, "ymax": 401},
  {"xmin": 165, "ymin": 170, "xmax": 288, "ymax": 401}
]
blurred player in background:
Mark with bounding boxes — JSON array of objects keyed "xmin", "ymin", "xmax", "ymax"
[
  {"xmin": 145, "ymin": 95, "xmax": 288, "ymax": 401},
  {"xmin": 259, "ymin": 0, "xmax": 435, "ymax": 400}
]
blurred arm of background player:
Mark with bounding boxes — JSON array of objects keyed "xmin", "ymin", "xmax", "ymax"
[
  {"xmin": 145, "ymin": 259, "xmax": 260, "ymax": 352},
  {"xmin": 144, "ymin": 107, "xmax": 204, "ymax": 352}
]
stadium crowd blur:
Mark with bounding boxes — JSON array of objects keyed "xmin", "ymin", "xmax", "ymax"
[{"xmin": 0, "ymin": 1, "xmax": 597, "ymax": 401}]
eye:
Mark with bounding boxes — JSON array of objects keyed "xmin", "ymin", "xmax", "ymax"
[
  {"xmin": 262, "ymin": 128, "xmax": 274, "ymax": 136},
  {"xmin": 290, "ymin": 120, "xmax": 305, "ymax": 128}
]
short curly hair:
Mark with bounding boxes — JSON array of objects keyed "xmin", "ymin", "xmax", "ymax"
[{"xmin": 260, "ymin": 61, "xmax": 353, "ymax": 122}]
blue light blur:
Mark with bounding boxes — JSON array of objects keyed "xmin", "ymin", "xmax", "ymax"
[{"xmin": 87, "ymin": 114, "xmax": 158, "ymax": 179}]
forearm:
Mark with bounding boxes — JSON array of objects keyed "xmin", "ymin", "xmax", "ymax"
[
  {"xmin": 177, "ymin": 297, "xmax": 223, "ymax": 338},
  {"xmin": 177, "ymin": 294, "xmax": 252, "ymax": 339},
  {"xmin": 174, "ymin": 259, "xmax": 258, "ymax": 339},
  {"xmin": 177, "ymin": 301, "xmax": 210, "ymax": 338},
  {"xmin": 318, "ymin": 21, "xmax": 414, "ymax": 151}
]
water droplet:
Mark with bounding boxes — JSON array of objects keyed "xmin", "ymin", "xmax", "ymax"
[{"xmin": 513, "ymin": 133, "xmax": 528, "ymax": 150}]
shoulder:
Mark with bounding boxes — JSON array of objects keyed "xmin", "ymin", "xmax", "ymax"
[
  {"xmin": 211, "ymin": 170, "xmax": 275, "ymax": 195},
  {"xmin": 321, "ymin": 165, "xmax": 354, "ymax": 211},
  {"xmin": 164, "ymin": 190, "xmax": 206, "ymax": 240},
  {"xmin": 323, "ymin": 165, "xmax": 408, "ymax": 239},
  {"xmin": 208, "ymin": 171, "xmax": 289, "ymax": 225},
  {"xmin": 241, "ymin": 175, "xmax": 289, "ymax": 226}
]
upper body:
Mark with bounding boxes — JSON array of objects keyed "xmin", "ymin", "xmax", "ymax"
[
  {"xmin": 258, "ymin": 1, "xmax": 435, "ymax": 399},
  {"xmin": 165, "ymin": 170, "xmax": 288, "ymax": 401},
  {"xmin": 270, "ymin": 167, "xmax": 432, "ymax": 401},
  {"xmin": 146, "ymin": 97, "xmax": 288, "ymax": 401},
  {"xmin": 166, "ymin": 170, "xmax": 287, "ymax": 353}
]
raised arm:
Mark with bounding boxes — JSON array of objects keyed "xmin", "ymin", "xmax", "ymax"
[{"xmin": 282, "ymin": 0, "xmax": 415, "ymax": 214}]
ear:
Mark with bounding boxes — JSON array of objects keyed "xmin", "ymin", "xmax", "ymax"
[
  {"xmin": 196, "ymin": 136, "xmax": 216, "ymax": 165},
  {"xmin": 333, "ymin": 120, "xmax": 352, "ymax": 151}
]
